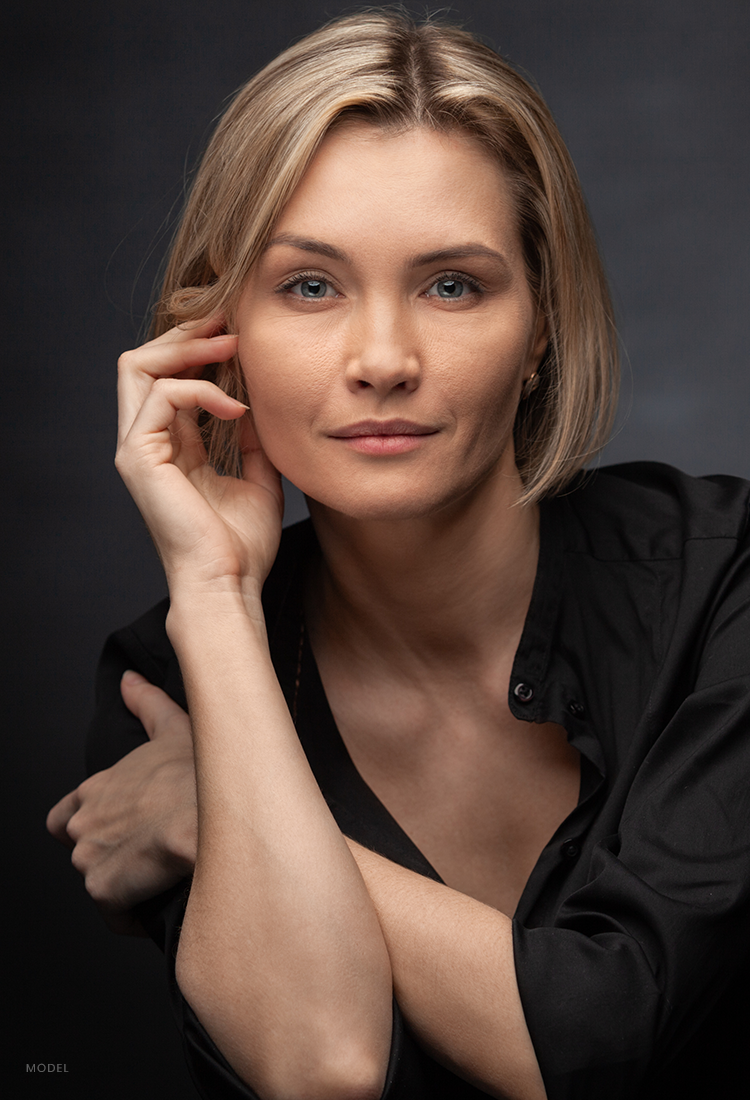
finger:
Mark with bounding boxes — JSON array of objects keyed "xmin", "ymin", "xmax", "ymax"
[
  {"xmin": 46, "ymin": 790, "xmax": 82, "ymax": 849},
  {"xmin": 118, "ymin": 315, "xmax": 229, "ymax": 402},
  {"xmin": 136, "ymin": 315, "xmax": 230, "ymax": 358},
  {"xmin": 161, "ymin": 315, "xmax": 227, "ymax": 342},
  {"xmin": 119, "ymin": 375, "xmax": 247, "ymax": 453},
  {"xmin": 169, "ymin": 406, "xmax": 208, "ymax": 467},
  {"xmin": 117, "ymin": 331, "xmax": 239, "ymax": 441},
  {"xmin": 74, "ymin": 855, "xmax": 159, "ymax": 936},
  {"xmin": 117, "ymin": 331, "xmax": 238, "ymax": 441},
  {"xmin": 120, "ymin": 670, "xmax": 193, "ymax": 743},
  {"xmin": 116, "ymin": 379, "xmax": 248, "ymax": 502}
]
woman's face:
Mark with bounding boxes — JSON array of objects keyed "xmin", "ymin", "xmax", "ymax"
[{"xmin": 236, "ymin": 124, "xmax": 547, "ymax": 520}]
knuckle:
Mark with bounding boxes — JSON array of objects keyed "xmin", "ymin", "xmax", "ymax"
[
  {"xmin": 70, "ymin": 842, "xmax": 90, "ymax": 875},
  {"xmin": 117, "ymin": 349, "xmax": 138, "ymax": 374},
  {"xmin": 114, "ymin": 447, "xmax": 129, "ymax": 473},
  {"xmin": 171, "ymin": 822, "xmax": 198, "ymax": 868},
  {"xmin": 151, "ymin": 376, "xmax": 172, "ymax": 396},
  {"xmin": 84, "ymin": 869, "xmax": 110, "ymax": 905},
  {"xmin": 75, "ymin": 774, "xmax": 103, "ymax": 803},
  {"xmin": 45, "ymin": 804, "xmax": 64, "ymax": 836},
  {"xmin": 76, "ymin": 774, "xmax": 94, "ymax": 796}
]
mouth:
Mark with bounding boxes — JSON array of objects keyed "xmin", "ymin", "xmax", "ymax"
[
  {"xmin": 330, "ymin": 419, "xmax": 438, "ymax": 438},
  {"xmin": 328, "ymin": 419, "xmax": 439, "ymax": 455}
]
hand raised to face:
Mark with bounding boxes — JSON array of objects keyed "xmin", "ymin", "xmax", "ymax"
[{"xmin": 115, "ymin": 319, "xmax": 284, "ymax": 598}]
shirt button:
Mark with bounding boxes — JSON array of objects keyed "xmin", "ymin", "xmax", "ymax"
[
  {"xmin": 560, "ymin": 838, "xmax": 580, "ymax": 859},
  {"xmin": 513, "ymin": 682, "xmax": 534, "ymax": 703},
  {"xmin": 568, "ymin": 700, "xmax": 586, "ymax": 718}
]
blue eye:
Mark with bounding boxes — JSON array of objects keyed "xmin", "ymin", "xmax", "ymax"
[
  {"xmin": 286, "ymin": 277, "xmax": 336, "ymax": 298},
  {"xmin": 435, "ymin": 279, "xmax": 464, "ymax": 298},
  {"xmin": 426, "ymin": 275, "xmax": 480, "ymax": 300},
  {"xmin": 299, "ymin": 279, "xmax": 327, "ymax": 297}
]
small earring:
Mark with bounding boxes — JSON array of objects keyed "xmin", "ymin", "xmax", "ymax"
[{"xmin": 521, "ymin": 372, "xmax": 540, "ymax": 399}]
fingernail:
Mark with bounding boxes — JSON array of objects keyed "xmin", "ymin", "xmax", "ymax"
[
  {"xmin": 121, "ymin": 669, "xmax": 146, "ymax": 685},
  {"xmin": 211, "ymin": 332, "xmax": 238, "ymax": 339}
]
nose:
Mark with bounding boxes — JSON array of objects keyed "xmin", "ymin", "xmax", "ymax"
[{"xmin": 344, "ymin": 301, "xmax": 421, "ymax": 397}]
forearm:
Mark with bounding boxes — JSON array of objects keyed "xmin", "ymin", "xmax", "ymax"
[
  {"xmin": 168, "ymin": 588, "xmax": 392, "ymax": 1100},
  {"xmin": 347, "ymin": 840, "xmax": 546, "ymax": 1100}
]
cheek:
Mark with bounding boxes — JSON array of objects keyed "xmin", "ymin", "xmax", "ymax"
[
  {"xmin": 441, "ymin": 327, "xmax": 527, "ymax": 422},
  {"xmin": 237, "ymin": 330, "xmax": 330, "ymax": 443}
]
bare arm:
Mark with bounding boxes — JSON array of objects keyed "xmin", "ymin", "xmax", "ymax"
[
  {"xmin": 168, "ymin": 589, "xmax": 392, "ymax": 1100},
  {"xmin": 348, "ymin": 840, "xmax": 546, "ymax": 1100}
]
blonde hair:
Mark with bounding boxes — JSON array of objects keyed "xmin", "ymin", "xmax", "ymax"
[{"xmin": 152, "ymin": 8, "xmax": 618, "ymax": 503}]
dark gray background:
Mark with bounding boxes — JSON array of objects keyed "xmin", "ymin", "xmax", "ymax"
[{"xmin": 4, "ymin": 1, "xmax": 748, "ymax": 1096}]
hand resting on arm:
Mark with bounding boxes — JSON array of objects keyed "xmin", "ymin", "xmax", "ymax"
[{"xmin": 46, "ymin": 671, "xmax": 198, "ymax": 935}]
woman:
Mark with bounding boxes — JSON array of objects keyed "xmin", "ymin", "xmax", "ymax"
[{"xmin": 47, "ymin": 10, "xmax": 750, "ymax": 1100}]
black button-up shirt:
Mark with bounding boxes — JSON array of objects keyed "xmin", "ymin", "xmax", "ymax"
[{"xmin": 87, "ymin": 462, "xmax": 750, "ymax": 1100}]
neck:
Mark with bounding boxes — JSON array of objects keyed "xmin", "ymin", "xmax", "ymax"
[{"xmin": 305, "ymin": 468, "xmax": 539, "ymax": 677}]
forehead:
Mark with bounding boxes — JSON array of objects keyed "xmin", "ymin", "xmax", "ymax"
[{"xmin": 272, "ymin": 123, "xmax": 522, "ymax": 255}]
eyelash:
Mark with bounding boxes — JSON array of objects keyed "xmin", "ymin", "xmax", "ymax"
[
  {"xmin": 276, "ymin": 269, "xmax": 485, "ymax": 297},
  {"xmin": 429, "ymin": 270, "xmax": 484, "ymax": 296},
  {"xmin": 277, "ymin": 270, "xmax": 335, "ymax": 294}
]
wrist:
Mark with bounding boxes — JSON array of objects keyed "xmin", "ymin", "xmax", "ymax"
[{"xmin": 166, "ymin": 581, "xmax": 267, "ymax": 650}]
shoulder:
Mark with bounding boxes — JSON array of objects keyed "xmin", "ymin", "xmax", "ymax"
[
  {"xmin": 539, "ymin": 462, "xmax": 750, "ymax": 711},
  {"xmin": 555, "ymin": 461, "xmax": 750, "ymax": 562}
]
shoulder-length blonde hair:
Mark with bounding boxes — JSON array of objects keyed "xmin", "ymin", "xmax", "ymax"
[{"xmin": 152, "ymin": 8, "xmax": 618, "ymax": 503}]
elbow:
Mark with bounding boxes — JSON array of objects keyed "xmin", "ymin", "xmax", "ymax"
[
  {"xmin": 216, "ymin": 1027, "xmax": 387, "ymax": 1100},
  {"xmin": 258, "ymin": 1049, "xmax": 386, "ymax": 1100},
  {"xmin": 176, "ymin": 951, "xmax": 388, "ymax": 1100}
]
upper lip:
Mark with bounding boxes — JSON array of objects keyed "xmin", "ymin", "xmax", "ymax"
[{"xmin": 330, "ymin": 419, "xmax": 438, "ymax": 437}]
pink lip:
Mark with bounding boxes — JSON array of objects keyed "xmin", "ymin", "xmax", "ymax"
[
  {"xmin": 329, "ymin": 419, "xmax": 438, "ymax": 456},
  {"xmin": 330, "ymin": 419, "xmax": 437, "ymax": 438}
]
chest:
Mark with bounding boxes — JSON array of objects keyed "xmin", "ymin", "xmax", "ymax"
[{"xmin": 326, "ymin": 681, "xmax": 580, "ymax": 917}]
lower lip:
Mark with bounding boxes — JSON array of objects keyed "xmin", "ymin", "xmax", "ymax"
[{"xmin": 335, "ymin": 433, "xmax": 436, "ymax": 455}]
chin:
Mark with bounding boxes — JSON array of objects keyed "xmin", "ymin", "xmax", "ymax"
[
  {"xmin": 308, "ymin": 492, "xmax": 441, "ymax": 523},
  {"xmin": 279, "ymin": 448, "xmax": 518, "ymax": 525},
  {"xmin": 301, "ymin": 476, "xmax": 488, "ymax": 524}
]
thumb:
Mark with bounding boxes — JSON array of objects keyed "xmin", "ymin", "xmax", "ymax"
[{"xmin": 120, "ymin": 670, "xmax": 192, "ymax": 742}]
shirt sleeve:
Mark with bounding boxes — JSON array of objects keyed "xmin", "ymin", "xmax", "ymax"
[
  {"xmin": 513, "ymin": 537, "xmax": 750, "ymax": 1099},
  {"xmin": 85, "ymin": 596, "xmax": 180, "ymax": 774}
]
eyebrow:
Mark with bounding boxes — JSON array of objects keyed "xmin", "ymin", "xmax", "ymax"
[
  {"xmin": 265, "ymin": 234, "xmax": 350, "ymax": 262},
  {"xmin": 410, "ymin": 245, "xmax": 511, "ymax": 271},
  {"xmin": 265, "ymin": 234, "xmax": 511, "ymax": 271}
]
